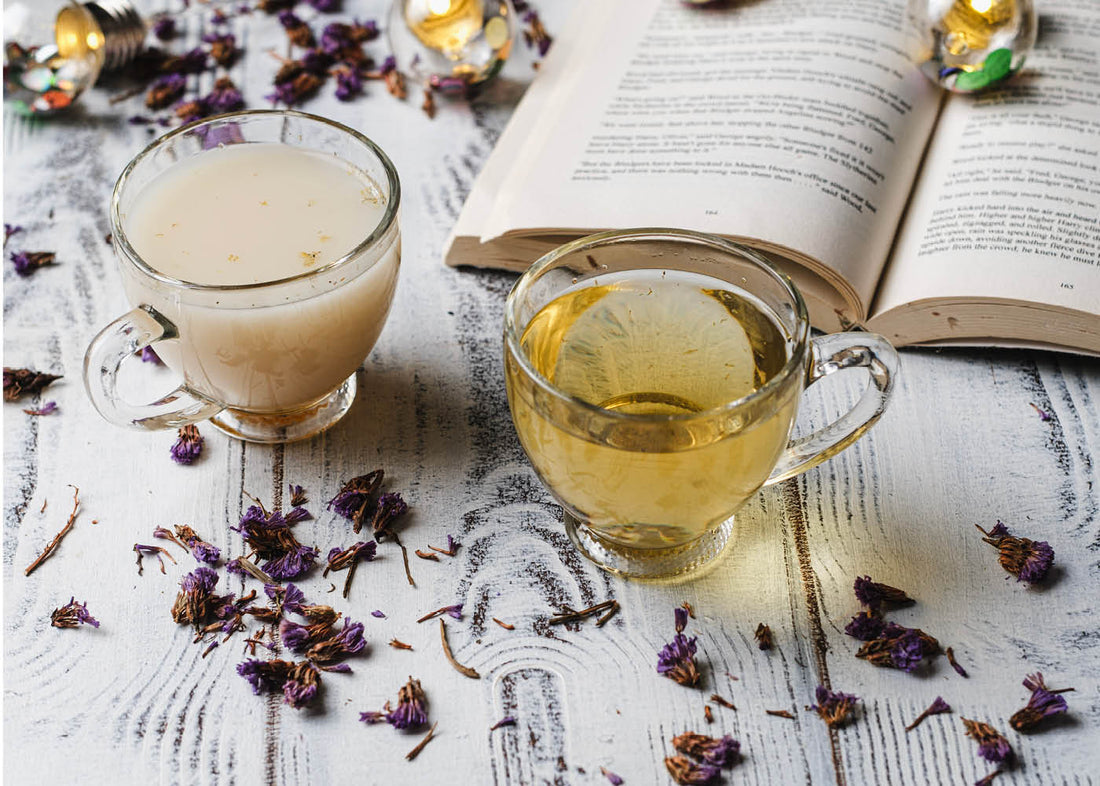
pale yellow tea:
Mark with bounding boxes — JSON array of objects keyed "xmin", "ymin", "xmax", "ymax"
[{"xmin": 507, "ymin": 270, "xmax": 798, "ymax": 549}]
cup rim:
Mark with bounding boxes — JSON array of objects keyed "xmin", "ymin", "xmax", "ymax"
[
  {"xmin": 504, "ymin": 228, "xmax": 811, "ymax": 423},
  {"xmin": 109, "ymin": 109, "xmax": 401, "ymax": 293}
]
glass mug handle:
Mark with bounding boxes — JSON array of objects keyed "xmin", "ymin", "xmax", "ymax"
[
  {"xmin": 765, "ymin": 332, "xmax": 899, "ymax": 485},
  {"xmin": 83, "ymin": 305, "xmax": 223, "ymax": 429}
]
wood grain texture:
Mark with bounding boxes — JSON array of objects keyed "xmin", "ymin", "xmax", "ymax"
[{"xmin": 4, "ymin": 1, "xmax": 1099, "ymax": 784}]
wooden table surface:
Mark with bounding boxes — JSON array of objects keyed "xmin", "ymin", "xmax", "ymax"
[{"xmin": 4, "ymin": 2, "xmax": 1098, "ymax": 784}]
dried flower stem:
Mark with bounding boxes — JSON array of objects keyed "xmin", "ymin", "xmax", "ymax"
[
  {"xmin": 766, "ymin": 709, "xmax": 795, "ymax": 719},
  {"xmin": 704, "ymin": 705, "xmax": 714, "ymax": 723},
  {"xmin": 390, "ymin": 639, "xmax": 413, "ymax": 650},
  {"xmin": 427, "ymin": 542, "xmax": 456, "ymax": 557},
  {"xmin": 710, "ymin": 694, "xmax": 736, "ymax": 710},
  {"xmin": 405, "ymin": 722, "xmax": 438, "ymax": 761},
  {"xmin": 417, "ymin": 605, "xmax": 462, "ymax": 623},
  {"xmin": 415, "ymin": 549, "xmax": 439, "ymax": 561},
  {"xmin": 492, "ymin": 617, "xmax": 515, "ymax": 630},
  {"xmin": 25, "ymin": 486, "xmax": 79, "ymax": 576},
  {"xmin": 439, "ymin": 619, "xmax": 479, "ymax": 679},
  {"xmin": 945, "ymin": 647, "xmax": 969, "ymax": 678},
  {"xmin": 595, "ymin": 600, "xmax": 620, "ymax": 627},
  {"xmin": 548, "ymin": 599, "xmax": 617, "ymax": 626},
  {"xmin": 232, "ymin": 556, "xmax": 276, "ymax": 585},
  {"xmin": 394, "ymin": 535, "xmax": 415, "ymax": 587},
  {"xmin": 341, "ymin": 559, "xmax": 358, "ymax": 600}
]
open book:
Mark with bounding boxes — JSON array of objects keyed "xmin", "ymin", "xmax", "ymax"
[{"xmin": 445, "ymin": 0, "xmax": 1100, "ymax": 353}]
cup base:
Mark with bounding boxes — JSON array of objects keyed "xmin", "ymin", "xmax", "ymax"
[
  {"xmin": 564, "ymin": 514, "xmax": 735, "ymax": 579},
  {"xmin": 208, "ymin": 374, "xmax": 357, "ymax": 444}
]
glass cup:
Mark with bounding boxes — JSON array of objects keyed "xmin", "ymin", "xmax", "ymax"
[
  {"xmin": 503, "ymin": 229, "xmax": 898, "ymax": 578},
  {"xmin": 83, "ymin": 110, "xmax": 401, "ymax": 443}
]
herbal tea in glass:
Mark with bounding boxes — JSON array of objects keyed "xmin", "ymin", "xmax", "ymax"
[
  {"xmin": 510, "ymin": 270, "xmax": 796, "ymax": 546},
  {"xmin": 504, "ymin": 229, "xmax": 899, "ymax": 578}
]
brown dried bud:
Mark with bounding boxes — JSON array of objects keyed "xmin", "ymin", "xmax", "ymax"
[{"xmin": 3, "ymin": 367, "xmax": 62, "ymax": 401}]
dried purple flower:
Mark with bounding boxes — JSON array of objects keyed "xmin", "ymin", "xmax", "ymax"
[
  {"xmin": 174, "ymin": 524, "xmax": 220, "ymax": 564},
  {"xmin": 1010, "ymin": 672, "xmax": 1071, "ymax": 732},
  {"xmin": 201, "ymin": 33, "xmax": 239, "ymax": 67},
  {"xmin": 301, "ymin": 48, "xmax": 334, "ymax": 75},
  {"xmin": 171, "ymin": 424, "xmax": 204, "ymax": 465},
  {"xmin": 139, "ymin": 346, "xmax": 163, "ymax": 364},
  {"xmin": 279, "ymin": 609, "xmax": 337, "ymax": 652},
  {"xmin": 333, "ymin": 64, "xmax": 362, "ymax": 101},
  {"xmin": 161, "ymin": 47, "xmax": 208, "ymax": 75},
  {"xmin": 374, "ymin": 677, "xmax": 428, "ymax": 729},
  {"xmin": 671, "ymin": 732, "xmax": 741, "ymax": 767},
  {"xmin": 327, "ymin": 470, "xmax": 383, "ymax": 529},
  {"xmin": 853, "ymin": 576, "xmax": 915, "ymax": 609},
  {"xmin": 152, "ymin": 16, "xmax": 176, "ymax": 40},
  {"xmin": 306, "ymin": 0, "xmax": 341, "ymax": 11},
  {"xmin": 962, "ymin": 718, "xmax": 1013, "ymax": 764},
  {"xmin": 237, "ymin": 657, "xmax": 293, "ymax": 694},
  {"xmin": 264, "ymin": 582, "xmax": 306, "ymax": 615},
  {"xmin": 1029, "ymin": 402, "xmax": 1052, "ymax": 421},
  {"xmin": 146, "ymin": 73, "xmax": 187, "ymax": 109},
  {"xmin": 262, "ymin": 543, "xmax": 319, "ymax": 580},
  {"xmin": 4, "ymin": 368, "xmax": 61, "ymax": 401},
  {"xmin": 4, "ymin": 223, "xmax": 23, "ymax": 246},
  {"xmin": 521, "ymin": 11, "xmax": 552, "ymax": 57},
  {"xmin": 134, "ymin": 542, "xmax": 176, "ymax": 575},
  {"xmin": 23, "ymin": 401, "xmax": 58, "ymax": 416},
  {"xmin": 809, "ymin": 686, "xmax": 860, "ymax": 727},
  {"xmin": 674, "ymin": 606, "xmax": 689, "ymax": 633},
  {"xmin": 856, "ymin": 623, "xmax": 940, "ymax": 672},
  {"xmin": 600, "ymin": 768, "xmax": 624, "ymax": 786},
  {"xmin": 490, "ymin": 716, "xmax": 517, "ymax": 731},
  {"xmin": 658, "ymin": 632, "xmax": 700, "ymax": 687},
  {"xmin": 10, "ymin": 250, "xmax": 56, "ymax": 276},
  {"xmin": 946, "ymin": 646, "xmax": 969, "ymax": 678},
  {"xmin": 283, "ymin": 660, "xmax": 321, "ymax": 709},
  {"xmin": 326, "ymin": 541, "xmax": 376, "ymax": 572},
  {"xmin": 905, "ymin": 696, "xmax": 951, "ymax": 732},
  {"xmin": 371, "ymin": 492, "xmax": 409, "ymax": 539},
  {"xmin": 845, "ymin": 610, "xmax": 887, "ymax": 641},
  {"xmin": 204, "ymin": 77, "xmax": 244, "ymax": 113},
  {"xmin": 279, "ymin": 11, "xmax": 316, "ymax": 48},
  {"xmin": 977, "ymin": 522, "xmax": 1054, "ymax": 583},
  {"xmin": 371, "ymin": 610, "xmax": 386, "ymax": 618},
  {"xmin": 306, "ymin": 618, "xmax": 366, "ymax": 670},
  {"xmin": 172, "ymin": 566, "xmax": 233, "ymax": 627},
  {"xmin": 664, "ymin": 756, "xmax": 720, "ymax": 785},
  {"xmin": 50, "ymin": 597, "xmax": 100, "ymax": 628},
  {"xmin": 289, "ymin": 484, "xmax": 307, "ymax": 506}
]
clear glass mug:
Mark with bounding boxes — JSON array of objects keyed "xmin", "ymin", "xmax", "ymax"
[
  {"xmin": 503, "ymin": 229, "xmax": 898, "ymax": 578},
  {"xmin": 83, "ymin": 110, "xmax": 401, "ymax": 443}
]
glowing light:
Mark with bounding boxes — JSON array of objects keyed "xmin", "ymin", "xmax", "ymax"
[
  {"xmin": 970, "ymin": 0, "xmax": 994, "ymax": 13},
  {"xmin": 428, "ymin": 0, "xmax": 452, "ymax": 15}
]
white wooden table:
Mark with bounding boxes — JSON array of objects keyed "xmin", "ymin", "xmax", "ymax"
[{"xmin": 4, "ymin": 2, "xmax": 1098, "ymax": 784}]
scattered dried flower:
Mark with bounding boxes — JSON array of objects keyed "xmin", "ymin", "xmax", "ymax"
[
  {"xmin": 389, "ymin": 638, "xmax": 412, "ymax": 650},
  {"xmin": 672, "ymin": 732, "xmax": 741, "ymax": 767},
  {"xmin": 257, "ymin": 0, "xmax": 297, "ymax": 12},
  {"xmin": 152, "ymin": 16, "xmax": 176, "ymax": 41},
  {"xmin": 421, "ymin": 85, "xmax": 436, "ymax": 118},
  {"xmin": 766, "ymin": 709, "xmax": 795, "ymax": 719},
  {"xmin": 905, "ymin": 696, "xmax": 951, "ymax": 732},
  {"xmin": 549, "ymin": 600, "xmax": 617, "ymax": 626},
  {"xmin": 1010, "ymin": 672, "xmax": 1072, "ymax": 732},
  {"xmin": 161, "ymin": 47, "xmax": 209, "ymax": 76},
  {"xmin": 658, "ymin": 609, "xmax": 700, "ymax": 688},
  {"xmin": 10, "ymin": 251, "xmax": 56, "ymax": 276},
  {"xmin": 405, "ymin": 722, "xmax": 437, "ymax": 761},
  {"xmin": 521, "ymin": 10, "xmax": 552, "ymax": 57},
  {"xmin": 710, "ymin": 694, "xmax": 735, "ymax": 710},
  {"xmin": 428, "ymin": 535, "xmax": 459, "ymax": 557},
  {"xmin": 305, "ymin": 617, "xmax": 366, "ymax": 671},
  {"xmin": 146, "ymin": 73, "xmax": 187, "ymax": 109},
  {"xmin": 289, "ymin": 484, "xmax": 307, "ymax": 506},
  {"xmin": 4, "ymin": 368, "xmax": 62, "ymax": 401},
  {"xmin": 269, "ymin": 72, "xmax": 323, "ymax": 105},
  {"xmin": 664, "ymin": 755, "xmax": 720, "ymax": 785},
  {"xmin": 946, "ymin": 646, "xmax": 969, "ymax": 678},
  {"xmin": 25, "ymin": 485, "xmax": 80, "ymax": 576},
  {"xmin": 324, "ymin": 540, "xmax": 376, "ymax": 598},
  {"xmin": 1029, "ymin": 402, "xmax": 1052, "ymax": 421},
  {"xmin": 333, "ymin": 64, "xmax": 362, "ymax": 101},
  {"xmin": 171, "ymin": 424, "xmax": 204, "ymax": 465},
  {"xmin": 415, "ymin": 549, "xmax": 439, "ymax": 561},
  {"xmin": 205, "ymin": 76, "xmax": 245, "ymax": 113},
  {"xmin": 139, "ymin": 346, "xmax": 163, "ymax": 364},
  {"xmin": 279, "ymin": 11, "xmax": 315, "ymax": 48},
  {"xmin": 50, "ymin": 597, "xmax": 100, "ymax": 628},
  {"xmin": 845, "ymin": 609, "xmax": 887, "ymax": 641},
  {"xmin": 327, "ymin": 469, "xmax": 383, "ymax": 532},
  {"xmin": 600, "ymin": 767, "xmax": 624, "ymax": 785},
  {"xmin": 856, "ymin": 623, "xmax": 940, "ymax": 672},
  {"xmin": 233, "ymin": 505, "xmax": 317, "ymax": 580},
  {"xmin": 439, "ymin": 619, "xmax": 480, "ymax": 679},
  {"xmin": 853, "ymin": 576, "xmax": 915, "ymax": 610},
  {"xmin": 754, "ymin": 622, "xmax": 774, "ymax": 650},
  {"xmin": 418, "ymin": 604, "xmax": 463, "ymax": 623},
  {"xmin": 962, "ymin": 718, "xmax": 1013, "ymax": 764},
  {"xmin": 172, "ymin": 566, "xmax": 234, "ymax": 628},
  {"xmin": 975, "ymin": 771, "xmax": 1004, "ymax": 786},
  {"xmin": 490, "ymin": 716, "xmax": 516, "ymax": 731},
  {"xmin": 493, "ymin": 617, "xmax": 515, "ymax": 630},
  {"xmin": 977, "ymin": 522, "xmax": 1054, "ymax": 583},
  {"xmin": 23, "ymin": 401, "xmax": 58, "ymax": 416},
  {"xmin": 361, "ymin": 676, "xmax": 428, "ymax": 729},
  {"xmin": 134, "ymin": 542, "xmax": 176, "ymax": 575},
  {"xmin": 810, "ymin": 685, "xmax": 860, "ymax": 727},
  {"xmin": 306, "ymin": 0, "xmax": 342, "ymax": 11},
  {"xmin": 4, "ymin": 223, "xmax": 23, "ymax": 246}
]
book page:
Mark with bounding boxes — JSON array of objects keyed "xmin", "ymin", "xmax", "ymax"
[
  {"xmin": 873, "ymin": 0, "xmax": 1100, "ymax": 322},
  {"xmin": 476, "ymin": 0, "xmax": 943, "ymax": 320}
]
